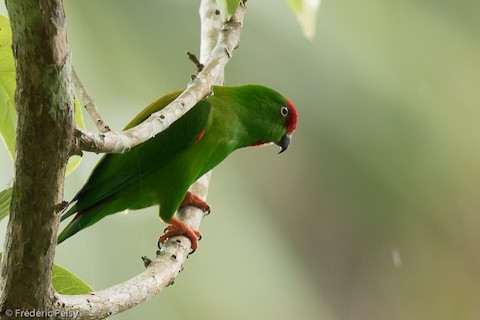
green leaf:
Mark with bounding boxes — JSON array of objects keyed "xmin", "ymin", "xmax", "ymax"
[
  {"xmin": 0, "ymin": 185, "xmax": 12, "ymax": 222},
  {"xmin": 0, "ymin": 15, "xmax": 17, "ymax": 160},
  {"xmin": 0, "ymin": 252, "xmax": 93, "ymax": 295},
  {"xmin": 66, "ymin": 98, "xmax": 84, "ymax": 175},
  {"xmin": 52, "ymin": 263, "xmax": 93, "ymax": 295},
  {"xmin": 215, "ymin": 0, "xmax": 241, "ymax": 21},
  {"xmin": 287, "ymin": 0, "xmax": 321, "ymax": 41}
]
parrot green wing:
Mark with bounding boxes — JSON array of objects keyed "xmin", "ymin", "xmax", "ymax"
[
  {"xmin": 123, "ymin": 90, "xmax": 182, "ymax": 130},
  {"xmin": 61, "ymin": 90, "xmax": 181, "ymax": 220},
  {"xmin": 59, "ymin": 91, "xmax": 212, "ymax": 242},
  {"xmin": 72, "ymin": 91, "xmax": 185, "ymax": 204}
]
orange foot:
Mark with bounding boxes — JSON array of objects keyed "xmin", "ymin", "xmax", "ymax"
[
  {"xmin": 179, "ymin": 191, "xmax": 211, "ymax": 214},
  {"xmin": 158, "ymin": 217, "xmax": 202, "ymax": 252}
]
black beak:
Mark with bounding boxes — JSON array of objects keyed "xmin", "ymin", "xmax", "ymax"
[{"xmin": 277, "ymin": 134, "xmax": 291, "ymax": 154}]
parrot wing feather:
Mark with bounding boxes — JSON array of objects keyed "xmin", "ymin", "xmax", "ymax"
[{"xmin": 64, "ymin": 91, "xmax": 212, "ymax": 217}]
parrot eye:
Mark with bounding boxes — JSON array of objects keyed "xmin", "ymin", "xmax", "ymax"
[{"xmin": 280, "ymin": 106, "xmax": 289, "ymax": 117}]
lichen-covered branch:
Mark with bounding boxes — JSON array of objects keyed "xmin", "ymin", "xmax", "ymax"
[
  {"xmin": 58, "ymin": 242, "xmax": 189, "ymax": 320},
  {"xmin": 72, "ymin": 67, "xmax": 111, "ymax": 133},
  {"xmin": 57, "ymin": 180, "xmax": 208, "ymax": 319},
  {"xmin": 76, "ymin": 0, "xmax": 246, "ymax": 154}
]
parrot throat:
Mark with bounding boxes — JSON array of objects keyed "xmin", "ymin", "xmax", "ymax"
[{"xmin": 250, "ymin": 140, "xmax": 272, "ymax": 147}]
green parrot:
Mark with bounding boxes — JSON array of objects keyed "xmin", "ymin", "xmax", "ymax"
[{"xmin": 58, "ymin": 85, "xmax": 298, "ymax": 250}]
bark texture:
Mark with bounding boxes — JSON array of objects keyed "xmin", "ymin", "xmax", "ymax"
[{"xmin": 0, "ymin": 0, "xmax": 73, "ymax": 316}]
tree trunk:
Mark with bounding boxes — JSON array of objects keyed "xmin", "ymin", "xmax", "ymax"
[{"xmin": 0, "ymin": 0, "xmax": 73, "ymax": 316}]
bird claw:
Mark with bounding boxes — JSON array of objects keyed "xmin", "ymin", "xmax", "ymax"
[
  {"xmin": 203, "ymin": 206, "xmax": 211, "ymax": 216},
  {"xmin": 158, "ymin": 217, "xmax": 202, "ymax": 251},
  {"xmin": 180, "ymin": 191, "xmax": 211, "ymax": 215}
]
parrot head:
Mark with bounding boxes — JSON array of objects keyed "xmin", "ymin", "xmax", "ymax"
[{"xmin": 242, "ymin": 85, "xmax": 298, "ymax": 154}]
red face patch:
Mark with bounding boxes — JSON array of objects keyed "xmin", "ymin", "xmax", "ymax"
[{"xmin": 285, "ymin": 98, "xmax": 298, "ymax": 135}]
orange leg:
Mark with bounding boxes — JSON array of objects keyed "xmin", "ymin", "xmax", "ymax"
[
  {"xmin": 158, "ymin": 192, "xmax": 210, "ymax": 251},
  {"xmin": 179, "ymin": 191, "xmax": 210, "ymax": 214},
  {"xmin": 158, "ymin": 217, "xmax": 202, "ymax": 251}
]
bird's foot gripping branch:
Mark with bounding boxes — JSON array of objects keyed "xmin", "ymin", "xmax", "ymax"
[{"xmin": 159, "ymin": 217, "xmax": 203, "ymax": 252}]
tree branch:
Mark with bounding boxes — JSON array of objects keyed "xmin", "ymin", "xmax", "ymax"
[
  {"xmin": 76, "ymin": 0, "xmax": 245, "ymax": 154},
  {"xmin": 0, "ymin": 0, "xmax": 74, "ymax": 315},
  {"xmin": 72, "ymin": 67, "xmax": 111, "ymax": 133},
  {"xmin": 56, "ymin": 177, "xmax": 210, "ymax": 319},
  {"xmin": 53, "ymin": 1, "xmax": 246, "ymax": 319}
]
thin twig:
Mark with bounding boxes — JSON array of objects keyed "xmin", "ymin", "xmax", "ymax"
[
  {"xmin": 186, "ymin": 51, "xmax": 204, "ymax": 73},
  {"xmin": 72, "ymin": 67, "xmax": 111, "ymax": 133}
]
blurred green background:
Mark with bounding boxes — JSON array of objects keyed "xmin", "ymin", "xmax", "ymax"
[{"xmin": 1, "ymin": 1, "xmax": 480, "ymax": 319}]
